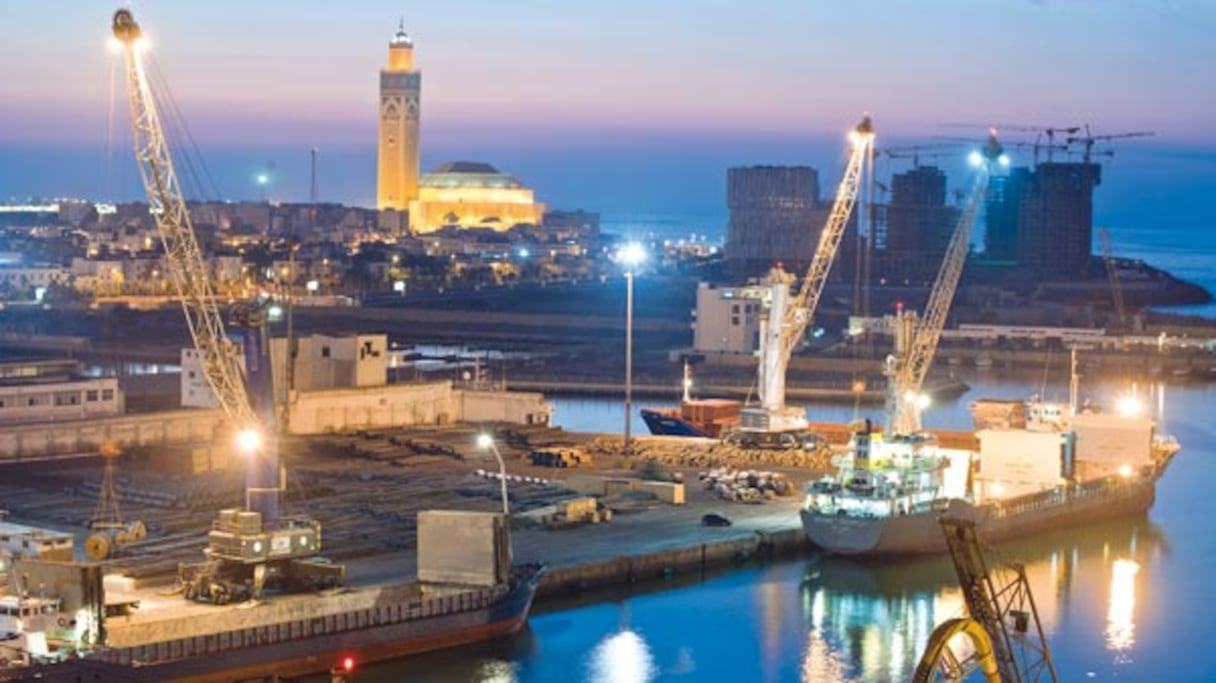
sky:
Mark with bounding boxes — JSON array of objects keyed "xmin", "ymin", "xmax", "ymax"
[{"xmin": 1, "ymin": 0, "xmax": 1214, "ymax": 218}]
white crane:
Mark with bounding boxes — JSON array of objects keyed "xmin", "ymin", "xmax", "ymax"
[
  {"xmin": 885, "ymin": 131, "xmax": 1006, "ymax": 436},
  {"xmin": 734, "ymin": 117, "xmax": 875, "ymax": 446},
  {"xmin": 113, "ymin": 9, "xmax": 340, "ymax": 603}
]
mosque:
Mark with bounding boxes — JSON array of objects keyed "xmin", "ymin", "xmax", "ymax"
[{"xmin": 377, "ymin": 23, "xmax": 546, "ymax": 234}]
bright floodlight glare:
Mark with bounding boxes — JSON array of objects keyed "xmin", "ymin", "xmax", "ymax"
[
  {"xmin": 1118, "ymin": 464, "xmax": 1134, "ymax": 478},
  {"xmin": 618, "ymin": 242, "xmax": 646, "ymax": 267},
  {"xmin": 968, "ymin": 151, "xmax": 984, "ymax": 167},
  {"xmin": 1116, "ymin": 396, "xmax": 1143, "ymax": 417},
  {"xmin": 256, "ymin": 174, "xmax": 269, "ymax": 185},
  {"xmin": 915, "ymin": 393, "xmax": 931, "ymax": 410},
  {"xmin": 476, "ymin": 433, "xmax": 494, "ymax": 449},
  {"xmin": 236, "ymin": 428, "xmax": 262, "ymax": 454},
  {"xmin": 999, "ymin": 154, "xmax": 1011, "ymax": 167}
]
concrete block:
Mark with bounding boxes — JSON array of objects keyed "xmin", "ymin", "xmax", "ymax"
[
  {"xmin": 558, "ymin": 497, "xmax": 597, "ymax": 518},
  {"xmin": 603, "ymin": 478, "xmax": 639, "ymax": 496},
  {"xmin": 564, "ymin": 474, "xmax": 607, "ymax": 496},
  {"xmin": 417, "ymin": 510, "xmax": 509, "ymax": 587},
  {"xmin": 639, "ymin": 481, "xmax": 685, "ymax": 505}
]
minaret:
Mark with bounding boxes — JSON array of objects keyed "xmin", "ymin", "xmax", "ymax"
[{"xmin": 377, "ymin": 20, "xmax": 421, "ymax": 211}]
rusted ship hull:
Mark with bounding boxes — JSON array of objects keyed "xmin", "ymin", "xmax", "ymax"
[{"xmin": 16, "ymin": 566, "xmax": 543, "ymax": 683}]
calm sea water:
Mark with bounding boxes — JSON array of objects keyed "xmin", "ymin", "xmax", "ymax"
[{"xmin": 323, "ymin": 370, "xmax": 1216, "ymax": 682}]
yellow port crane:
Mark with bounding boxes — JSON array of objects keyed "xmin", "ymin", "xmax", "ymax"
[
  {"xmin": 913, "ymin": 517, "xmax": 1059, "ymax": 683},
  {"xmin": 112, "ymin": 8, "xmax": 341, "ymax": 603},
  {"xmin": 731, "ymin": 116, "xmax": 875, "ymax": 448},
  {"xmin": 1098, "ymin": 227, "xmax": 1128, "ymax": 328},
  {"xmin": 884, "ymin": 131, "xmax": 1006, "ymax": 436}
]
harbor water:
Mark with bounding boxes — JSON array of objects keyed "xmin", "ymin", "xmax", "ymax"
[{"xmin": 320, "ymin": 368, "xmax": 1216, "ymax": 682}]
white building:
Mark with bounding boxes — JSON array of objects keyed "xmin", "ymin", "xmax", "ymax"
[
  {"xmin": 691, "ymin": 281, "xmax": 771, "ymax": 354},
  {"xmin": 182, "ymin": 333, "xmax": 387, "ymax": 409},
  {"xmin": 180, "ymin": 345, "xmax": 246, "ymax": 410},
  {"xmin": 0, "ymin": 360, "xmax": 123, "ymax": 424}
]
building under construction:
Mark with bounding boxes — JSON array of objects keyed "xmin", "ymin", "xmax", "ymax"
[{"xmin": 724, "ymin": 166, "xmax": 855, "ymax": 279}]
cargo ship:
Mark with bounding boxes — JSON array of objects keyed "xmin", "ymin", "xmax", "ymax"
[
  {"xmin": 799, "ymin": 396, "xmax": 1179, "ymax": 557},
  {"xmin": 76, "ymin": 563, "xmax": 546, "ymax": 683},
  {"xmin": 6, "ymin": 512, "xmax": 543, "ymax": 682}
]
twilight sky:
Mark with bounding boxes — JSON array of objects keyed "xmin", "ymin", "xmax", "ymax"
[{"xmin": 1, "ymin": 0, "xmax": 1214, "ymax": 211}]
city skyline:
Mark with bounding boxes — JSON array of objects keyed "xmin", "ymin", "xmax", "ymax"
[{"xmin": 1, "ymin": 1, "xmax": 1213, "ymax": 215}]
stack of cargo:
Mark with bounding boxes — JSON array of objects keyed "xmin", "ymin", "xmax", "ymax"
[{"xmin": 699, "ymin": 468, "xmax": 792, "ymax": 503}]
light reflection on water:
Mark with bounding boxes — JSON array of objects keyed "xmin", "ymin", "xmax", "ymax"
[
  {"xmin": 335, "ymin": 518, "xmax": 1164, "ymax": 683},
  {"xmin": 1106, "ymin": 559, "xmax": 1140, "ymax": 658}
]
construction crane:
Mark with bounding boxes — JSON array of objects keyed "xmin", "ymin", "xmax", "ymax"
[
  {"xmin": 112, "ymin": 8, "xmax": 341, "ymax": 603},
  {"xmin": 730, "ymin": 116, "xmax": 875, "ymax": 448},
  {"xmin": 878, "ymin": 143, "xmax": 961, "ymax": 168},
  {"xmin": 884, "ymin": 132, "xmax": 1005, "ymax": 436},
  {"xmin": 941, "ymin": 124, "xmax": 1079, "ymax": 164},
  {"xmin": 1065, "ymin": 126, "xmax": 1154, "ymax": 164},
  {"xmin": 1098, "ymin": 227, "xmax": 1128, "ymax": 328},
  {"xmin": 913, "ymin": 517, "xmax": 1059, "ymax": 683}
]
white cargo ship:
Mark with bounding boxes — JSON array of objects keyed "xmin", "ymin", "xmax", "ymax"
[{"xmin": 800, "ymin": 396, "xmax": 1179, "ymax": 557}]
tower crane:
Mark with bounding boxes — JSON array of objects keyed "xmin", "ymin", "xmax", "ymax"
[
  {"xmin": 913, "ymin": 517, "xmax": 1058, "ymax": 683},
  {"xmin": 730, "ymin": 117, "xmax": 875, "ymax": 448},
  {"xmin": 885, "ymin": 131, "xmax": 1006, "ymax": 436},
  {"xmin": 940, "ymin": 124, "xmax": 1079, "ymax": 164},
  {"xmin": 1065, "ymin": 127, "xmax": 1154, "ymax": 164},
  {"xmin": 1098, "ymin": 227, "xmax": 1128, "ymax": 328},
  {"xmin": 878, "ymin": 143, "xmax": 961, "ymax": 168},
  {"xmin": 112, "ymin": 8, "xmax": 342, "ymax": 604}
]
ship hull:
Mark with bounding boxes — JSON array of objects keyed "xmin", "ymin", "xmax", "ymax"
[
  {"xmin": 45, "ymin": 566, "xmax": 545, "ymax": 683},
  {"xmin": 640, "ymin": 408, "xmax": 713, "ymax": 437},
  {"xmin": 801, "ymin": 475, "xmax": 1158, "ymax": 557}
]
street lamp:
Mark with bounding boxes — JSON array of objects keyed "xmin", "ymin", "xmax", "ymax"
[
  {"xmin": 256, "ymin": 173, "xmax": 270, "ymax": 203},
  {"xmin": 616, "ymin": 242, "xmax": 647, "ymax": 455},
  {"xmin": 476, "ymin": 433, "xmax": 510, "ymax": 516}
]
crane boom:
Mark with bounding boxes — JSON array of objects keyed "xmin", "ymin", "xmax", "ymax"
[
  {"xmin": 886, "ymin": 133, "xmax": 1002, "ymax": 435},
  {"xmin": 112, "ymin": 10, "xmax": 254, "ymax": 429},
  {"xmin": 1098, "ymin": 227, "xmax": 1128, "ymax": 327},
  {"xmin": 781, "ymin": 116, "xmax": 875, "ymax": 363},
  {"xmin": 750, "ymin": 117, "xmax": 874, "ymax": 436}
]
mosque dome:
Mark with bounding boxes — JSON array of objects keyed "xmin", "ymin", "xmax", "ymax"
[{"xmin": 419, "ymin": 162, "xmax": 525, "ymax": 190}]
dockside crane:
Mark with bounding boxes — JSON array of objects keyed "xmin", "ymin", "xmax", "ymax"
[
  {"xmin": 913, "ymin": 517, "xmax": 1058, "ymax": 683},
  {"xmin": 730, "ymin": 116, "xmax": 875, "ymax": 448},
  {"xmin": 1098, "ymin": 228, "xmax": 1129, "ymax": 328},
  {"xmin": 884, "ymin": 131, "xmax": 1006, "ymax": 436},
  {"xmin": 112, "ymin": 8, "xmax": 342, "ymax": 603}
]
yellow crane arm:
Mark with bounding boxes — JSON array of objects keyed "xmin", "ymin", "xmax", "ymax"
[
  {"xmin": 912, "ymin": 617, "xmax": 1003, "ymax": 683},
  {"xmin": 112, "ymin": 10, "xmax": 254, "ymax": 427},
  {"xmin": 1099, "ymin": 228, "xmax": 1127, "ymax": 326}
]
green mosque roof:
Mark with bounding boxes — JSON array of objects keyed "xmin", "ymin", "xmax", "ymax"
[{"xmin": 420, "ymin": 162, "xmax": 525, "ymax": 190}]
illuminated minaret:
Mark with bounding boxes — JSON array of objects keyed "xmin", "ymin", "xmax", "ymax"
[{"xmin": 377, "ymin": 20, "xmax": 421, "ymax": 211}]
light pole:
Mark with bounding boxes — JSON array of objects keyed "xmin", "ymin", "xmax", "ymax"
[
  {"xmin": 256, "ymin": 173, "xmax": 269, "ymax": 203},
  {"xmin": 617, "ymin": 242, "xmax": 647, "ymax": 456},
  {"xmin": 476, "ymin": 433, "xmax": 510, "ymax": 516}
]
